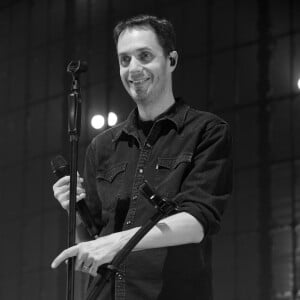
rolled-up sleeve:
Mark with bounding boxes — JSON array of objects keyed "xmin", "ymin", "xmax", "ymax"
[{"xmin": 176, "ymin": 121, "xmax": 233, "ymax": 236}]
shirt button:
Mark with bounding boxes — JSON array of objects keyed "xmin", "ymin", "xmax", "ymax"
[
  {"xmin": 139, "ymin": 168, "xmax": 144, "ymax": 174},
  {"xmin": 117, "ymin": 273, "xmax": 122, "ymax": 280},
  {"xmin": 146, "ymin": 143, "xmax": 151, "ymax": 148}
]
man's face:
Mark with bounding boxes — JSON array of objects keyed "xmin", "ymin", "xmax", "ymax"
[{"xmin": 117, "ymin": 27, "xmax": 171, "ymax": 104}]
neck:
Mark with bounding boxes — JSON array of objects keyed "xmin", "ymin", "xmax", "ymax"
[{"xmin": 137, "ymin": 89, "xmax": 175, "ymax": 121}]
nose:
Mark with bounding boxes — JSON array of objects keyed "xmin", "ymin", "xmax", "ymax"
[{"xmin": 128, "ymin": 56, "xmax": 143, "ymax": 74}]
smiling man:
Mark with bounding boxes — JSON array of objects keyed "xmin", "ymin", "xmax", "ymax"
[
  {"xmin": 52, "ymin": 15, "xmax": 232, "ymax": 300},
  {"xmin": 117, "ymin": 25, "xmax": 176, "ymax": 120}
]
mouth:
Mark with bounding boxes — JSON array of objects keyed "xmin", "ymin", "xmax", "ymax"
[{"xmin": 129, "ymin": 78, "xmax": 150, "ymax": 85}]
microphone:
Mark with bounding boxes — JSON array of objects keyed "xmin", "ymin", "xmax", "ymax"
[
  {"xmin": 51, "ymin": 155, "xmax": 100, "ymax": 239},
  {"xmin": 67, "ymin": 60, "xmax": 88, "ymax": 74}
]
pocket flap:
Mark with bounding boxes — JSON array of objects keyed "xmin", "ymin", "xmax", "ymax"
[
  {"xmin": 156, "ymin": 157, "xmax": 175, "ymax": 169},
  {"xmin": 174, "ymin": 153, "xmax": 192, "ymax": 168},
  {"xmin": 96, "ymin": 162, "xmax": 127, "ymax": 182},
  {"xmin": 156, "ymin": 153, "xmax": 193, "ymax": 169}
]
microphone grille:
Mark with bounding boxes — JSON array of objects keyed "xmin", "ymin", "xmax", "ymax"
[{"xmin": 51, "ymin": 155, "xmax": 70, "ymax": 179}]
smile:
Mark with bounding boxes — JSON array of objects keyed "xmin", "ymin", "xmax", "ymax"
[{"xmin": 129, "ymin": 78, "xmax": 150, "ymax": 84}]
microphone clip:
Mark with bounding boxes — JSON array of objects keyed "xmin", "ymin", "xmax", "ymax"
[{"xmin": 139, "ymin": 180, "xmax": 179, "ymax": 216}]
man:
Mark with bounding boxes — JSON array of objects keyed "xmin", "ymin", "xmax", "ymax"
[{"xmin": 52, "ymin": 15, "xmax": 232, "ymax": 300}]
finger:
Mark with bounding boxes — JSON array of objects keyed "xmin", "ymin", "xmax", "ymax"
[
  {"xmin": 77, "ymin": 193, "xmax": 86, "ymax": 202},
  {"xmin": 51, "ymin": 245, "xmax": 79, "ymax": 269},
  {"xmin": 89, "ymin": 264, "xmax": 98, "ymax": 277},
  {"xmin": 80, "ymin": 258, "xmax": 94, "ymax": 274},
  {"xmin": 53, "ymin": 176, "xmax": 83, "ymax": 189},
  {"xmin": 75, "ymin": 255, "xmax": 88, "ymax": 271},
  {"xmin": 57, "ymin": 191, "xmax": 70, "ymax": 209},
  {"xmin": 53, "ymin": 176, "xmax": 70, "ymax": 189},
  {"xmin": 88, "ymin": 260, "xmax": 101, "ymax": 277},
  {"xmin": 55, "ymin": 186, "xmax": 85, "ymax": 198},
  {"xmin": 75, "ymin": 245, "xmax": 89, "ymax": 271},
  {"xmin": 56, "ymin": 187, "xmax": 85, "ymax": 203},
  {"xmin": 77, "ymin": 187, "xmax": 85, "ymax": 194},
  {"xmin": 76, "ymin": 172, "xmax": 84, "ymax": 183},
  {"xmin": 55, "ymin": 182, "xmax": 84, "ymax": 193},
  {"xmin": 58, "ymin": 193, "xmax": 86, "ymax": 210},
  {"xmin": 53, "ymin": 185, "xmax": 69, "ymax": 200}
]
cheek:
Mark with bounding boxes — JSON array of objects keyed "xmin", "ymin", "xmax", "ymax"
[
  {"xmin": 120, "ymin": 70, "xmax": 128, "ymax": 85},
  {"xmin": 150, "ymin": 63, "xmax": 166, "ymax": 80}
]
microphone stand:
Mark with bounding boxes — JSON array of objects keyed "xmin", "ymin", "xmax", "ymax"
[
  {"xmin": 66, "ymin": 60, "xmax": 87, "ymax": 300},
  {"xmin": 85, "ymin": 181, "xmax": 179, "ymax": 300}
]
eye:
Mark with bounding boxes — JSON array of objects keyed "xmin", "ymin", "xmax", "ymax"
[
  {"xmin": 119, "ymin": 55, "xmax": 131, "ymax": 67},
  {"xmin": 139, "ymin": 51, "xmax": 154, "ymax": 63}
]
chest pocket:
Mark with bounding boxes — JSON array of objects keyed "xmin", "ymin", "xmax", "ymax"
[
  {"xmin": 154, "ymin": 153, "xmax": 193, "ymax": 197},
  {"xmin": 156, "ymin": 153, "xmax": 193, "ymax": 170},
  {"xmin": 96, "ymin": 162, "xmax": 127, "ymax": 182},
  {"xmin": 96, "ymin": 162, "xmax": 127, "ymax": 210}
]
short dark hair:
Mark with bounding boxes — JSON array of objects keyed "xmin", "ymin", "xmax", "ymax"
[{"xmin": 113, "ymin": 15, "xmax": 176, "ymax": 56}]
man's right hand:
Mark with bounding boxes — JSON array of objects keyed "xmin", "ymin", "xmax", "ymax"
[{"xmin": 53, "ymin": 175, "xmax": 86, "ymax": 212}]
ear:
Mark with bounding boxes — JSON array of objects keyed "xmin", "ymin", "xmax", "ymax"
[{"xmin": 169, "ymin": 50, "xmax": 178, "ymax": 71}]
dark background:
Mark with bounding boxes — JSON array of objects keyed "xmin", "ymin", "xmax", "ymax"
[{"xmin": 0, "ymin": 0, "xmax": 299, "ymax": 299}]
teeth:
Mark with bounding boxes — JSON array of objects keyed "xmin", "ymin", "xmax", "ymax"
[{"xmin": 130, "ymin": 78, "xmax": 149, "ymax": 84}]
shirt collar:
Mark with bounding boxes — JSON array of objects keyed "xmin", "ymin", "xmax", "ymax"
[{"xmin": 112, "ymin": 98, "xmax": 189, "ymax": 143}]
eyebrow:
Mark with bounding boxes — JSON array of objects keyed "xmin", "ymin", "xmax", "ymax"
[{"xmin": 118, "ymin": 47, "xmax": 153, "ymax": 56}]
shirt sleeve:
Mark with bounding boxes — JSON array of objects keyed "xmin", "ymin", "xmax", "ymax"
[
  {"xmin": 83, "ymin": 141, "xmax": 103, "ymax": 232},
  {"xmin": 175, "ymin": 120, "xmax": 233, "ymax": 236}
]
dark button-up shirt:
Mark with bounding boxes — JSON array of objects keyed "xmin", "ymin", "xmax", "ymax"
[{"xmin": 83, "ymin": 100, "xmax": 232, "ymax": 300}]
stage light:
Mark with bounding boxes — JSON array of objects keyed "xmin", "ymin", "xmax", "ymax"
[
  {"xmin": 91, "ymin": 114, "xmax": 105, "ymax": 129},
  {"xmin": 297, "ymin": 78, "xmax": 300, "ymax": 90},
  {"xmin": 108, "ymin": 112, "xmax": 118, "ymax": 126}
]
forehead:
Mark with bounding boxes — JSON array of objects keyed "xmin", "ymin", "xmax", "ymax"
[{"xmin": 117, "ymin": 27, "xmax": 163, "ymax": 55}]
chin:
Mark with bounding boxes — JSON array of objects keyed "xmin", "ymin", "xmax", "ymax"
[{"xmin": 129, "ymin": 90, "xmax": 150, "ymax": 103}]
